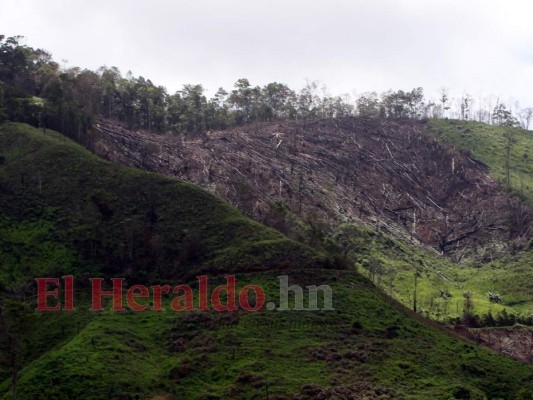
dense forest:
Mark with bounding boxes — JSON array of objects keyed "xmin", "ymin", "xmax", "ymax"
[{"xmin": 1, "ymin": 35, "xmax": 531, "ymax": 149}]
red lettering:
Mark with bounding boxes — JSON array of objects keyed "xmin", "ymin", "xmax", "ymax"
[
  {"xmin": 35, "ymin": 278, "xmax": 60, "ymax": 312},
  {"xmin": 127, "ymin": 285, "xmax": 149, "ymax": 312},
  {"xmin": 239, "ymin": 285, "xmax": 265, "ymax": 312},
  {"xmin": 197, "ymin": 275, "xmax": 208, "ymax": 311},
  {"xmin": 151, "ymin": 285, "xmax": 170, "ymax": 311},
  {"xmin": 171, "ymin": 285, "xmax": 194, "ymax": 311},
  {"xmin": 211, "ymin": 275, "xmax": 237, "ymax": 312},
  {"xmin": 90, "ymin": 278, "xmax": 124, "ymax": 311},
  {"xmin": 63, "ymin": 275, "xmax": 75, "ymax": 311}
]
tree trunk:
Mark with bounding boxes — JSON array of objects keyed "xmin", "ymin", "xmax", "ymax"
[{"xmin": 413, "ymin": 271, "xmax": 418, "ymax": 313}]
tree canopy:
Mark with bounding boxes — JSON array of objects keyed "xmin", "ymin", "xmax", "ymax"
[{"xmin": 0, "ymin": 35, "xmax": 530, "ymax": 148}]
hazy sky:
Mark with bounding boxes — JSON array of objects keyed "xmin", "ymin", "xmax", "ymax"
[{"xmin": 1, "ymin": 0, "xmax": 532, "ymax": 107}]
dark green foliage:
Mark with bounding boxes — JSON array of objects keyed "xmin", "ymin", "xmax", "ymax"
[
  {"xmin": 0, "ymin": 35, "xmax": 440, "ymax": 149},
  {"xmin": 0, "ymin": 122, "xmax": 326, "ymax": 285}
]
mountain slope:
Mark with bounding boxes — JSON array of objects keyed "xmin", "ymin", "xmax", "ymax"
[
  {"xmin": 95, "ymin": 117, "xmax": 531, "ymax": 262},
  {"xmin": 5, "ymin": 272, "xmax": 533, "ymax": 400},
  {"xmin": 93, "ymin": 117, "xmax": 533, "ymax": 320},
  {"xmin": 0, "ymin": 121, "xmax": 325, "ymax": 393},
  {"xmin": 1, "ymin": 122, "xmax": 532, "ymax": 399},
  {"xmin": 0, "ymin": 121, "xmax": 326, "ymax": 285},
  {"xmin": 428, "ymin": 119, "xmax": 533, "ymax": 207}
]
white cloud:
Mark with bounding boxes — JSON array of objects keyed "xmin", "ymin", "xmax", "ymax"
[{"xmin": 1, "ymin": 0, "xmax": 532, "ymax": 106}]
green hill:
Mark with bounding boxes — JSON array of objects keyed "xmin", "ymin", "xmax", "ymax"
[
  {"xmin": 428, "ymin": 119, "xmax": 533, "ymax": 207},
  {"xmin": 0, "ymin": 123, "xmax": 532, "ymax": 399},
  {"xmin": 0, "ymin": 121, "xmax": 326, "ymax": 285}
]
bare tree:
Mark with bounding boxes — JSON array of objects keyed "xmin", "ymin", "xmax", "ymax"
[
  {"xmin": 460, "ymin": 93, "xmax": 473, "ymax": 120},
  {"xmin": 502, "ymin": 130, "xmax": 516, "ymax": 186},
  {"xmin": 519, "ymin": 108, "xmax": 533, "ymax": 130},
  {"xmin": 413, "ymin": 267, "xmax": 422, "ymax": 313},
  {"xmin": 439, "ymin": 88, "xmax": 449, "ymax": 119},
  {"xmin": 462, "ymin": 290, "xmax": 475, "ymax": 326}
]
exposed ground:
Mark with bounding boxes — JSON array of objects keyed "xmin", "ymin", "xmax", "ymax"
[
  {"xmin": 95, "ymin": 117, "xmax": 531, "ymax": 262},
  {"xmin": 471, "ymin": 325, "xmax": 533, "ymax": 364}
]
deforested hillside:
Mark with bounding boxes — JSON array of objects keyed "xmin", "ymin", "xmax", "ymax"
[
  {"xmin": 93, "ymin": 118, "xmax": 533, "ymax": 324},
  {"xmin": 1, "ymin": 123, "xmax": 532, "ymax": 400},
  {"xmin": 95, "ymin": 117, "xmax": 532, "ymax": 262}
]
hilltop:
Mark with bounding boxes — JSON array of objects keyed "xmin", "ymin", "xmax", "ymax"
[{"xmin": 429, "ymin": 119, "xmax": 533, "ymax": 207}]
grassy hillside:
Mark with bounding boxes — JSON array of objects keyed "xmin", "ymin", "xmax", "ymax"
[
  {"xmin": 347, "ymin": 224, "xmax": 533, "ymax": 321},
  {"xmin": 2, "ymin": 272, "xmax": 533, "ymax": 400},
  {"xmin": 0, "ymin": 121, "xmax": 326, "ymax": 392},
  {"xmin": 404, "ymin": 119, "xmax": 533, "ymax": 319},
  {"xmin": 0, "ymin": 122, "xmax": 326, "ymax": 286},
  {"xmin": 0, "ymin": 123, "xmax": 532, "ymax": 399},
  {"xmin": 428, "ymin": 119, "xmax": 533, "ymax": 207}
]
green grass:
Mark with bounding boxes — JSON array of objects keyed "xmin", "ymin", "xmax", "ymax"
[
  {"xmin": 346, "ymin": 224, "xmax": 532, "ymax": 321},
  {"xmin": 0, "ymin": 122, "xmax": 326, "ymax": 287},
  {"xmin": 0, "ymin": 121, "xmax": 326, "ymax": 392},
  {"xmin": 2, "ymin": 272, "xmax": 532, "ymax": 399},
  {"xmin": 428, "ymin": 119, "xmax": 533, "ymax": 206},
  {"xmin": 425, "ymin": 119, "xmax": 533, "ymax": 316},
  {"xmin": 339, "ymin": 120, "xmax": 533, "ymax": 323},
  {"xmin": 1, "ymin": 122, "xmax": 532, "ymax": 399}
]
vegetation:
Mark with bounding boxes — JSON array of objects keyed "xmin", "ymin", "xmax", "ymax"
[
  {"xmin": 0, "ymin": 122, "xmax": 326, "ymax": 286},
  {"xmin": 330, "ymin": 224, "xmax": 532, "ymax": 324},
  {"xmin": 428, "ymin": 119, "xmax": 533, "ymax": 206},
  {"xmin": 0, "ymin": 121, "xmax": 324, "ymax": 396},
  {"xmin": 0, "ymin": 123, "xmax": 532, "ymax": 399},
  {"xmin": 1, "ymin": 35, "xmax": 531, "ymax": 154},
  {"xmin": 331, "ymin": 118, "xmax": 533, "ymax": 327},
  {"xmin": 1, "ymin": 273, "xmax": 533, "ymax": 399},
  {"xmin": 1, "ymin": 33, "xmax": 533, "ymax": 399}
]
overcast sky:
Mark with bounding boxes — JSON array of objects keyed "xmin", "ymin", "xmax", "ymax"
[{"xmin": 1, "ymin": 0, "xmax": 532, "ymax": 107}]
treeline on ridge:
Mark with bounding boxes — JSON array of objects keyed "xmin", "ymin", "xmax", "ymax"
[{"xmin": 1, "ymin": 34, "xmax": 531, "ymax": 148}]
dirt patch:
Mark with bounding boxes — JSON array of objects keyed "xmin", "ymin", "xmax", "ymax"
[{"xmin": 471, "ymin": 325, "xmax": 533, "ymax": 364}]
